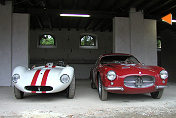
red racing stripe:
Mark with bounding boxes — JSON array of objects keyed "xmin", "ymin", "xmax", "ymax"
[
  {"xmin": 31, "ymin": 70, "xmax": 41, "ymax": 93},
  {"xmin": 41, "ymin": 69, "xmax": 50, "ymax": 93}
]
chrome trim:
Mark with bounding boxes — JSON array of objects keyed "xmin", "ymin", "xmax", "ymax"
[
  {"xmin": 104, "ymin": 87, "xmax": 124, "ymax": 91},
  {"xmin": 124, "ymin": 75, "xmax": 155, "ymax": 88},
  {"xmin": 156, "ymin": 86, "xmax": 168, "ymax": 89}
]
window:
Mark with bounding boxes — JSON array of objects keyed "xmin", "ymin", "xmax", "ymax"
[
  {"xmin": 157, "ymin": 40, "xmax": 161, "ymax": 49},
  {"xmin": 80, "ymin": 35, "xmax": 95, "ymax": 46},
  {"xmin": 157, "ymin": 36, "xmax": 162, "ymax": 51},
  {"xmin": 80, "ymin": 34, "xmax": 98, "ymax": 49},
  {"xmin": 38, "ymin": 34, "xmax": 56, "ymax": 48}
]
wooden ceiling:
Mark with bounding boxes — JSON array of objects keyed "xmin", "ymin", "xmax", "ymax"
[{"xmin": 4, "ymin": 0, "xmax": 176, "ymax": 31}]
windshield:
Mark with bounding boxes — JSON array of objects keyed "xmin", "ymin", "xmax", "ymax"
[{"xmin": 100, "ymin": 55, "xmax": 140, "ymax": 64}]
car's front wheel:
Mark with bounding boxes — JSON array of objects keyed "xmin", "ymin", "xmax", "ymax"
[
  {"xmin": 14, "ymin": 86, "xmax": 24, "ymax": 99},
  {"xmin": 150, "ymin": 89, "xmax": 164, "ymax": 99},
  {"xmin": 98, "ymin": 75, "xmax": 107, "ymax": 101},
  {"xmin": 66, "ymin": 75, "xmax": 75, "ymax": 99}
]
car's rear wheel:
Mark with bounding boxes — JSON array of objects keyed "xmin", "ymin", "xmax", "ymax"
[
  {"xmin": 91, "ymin": 79, "xmax": 96, "ymax": 89},
  {"xmin": 90, "ymin": 74, "xmax": 96, "ymax": 89},
  {"xmin": 150, "ymin": 89, "xmax": 164, "ymax": 99},
  {"xmin": 66, "ymin": 75, "xmax": 75, "ymax": 99},
  {"xmin": 14, "ymin": 86, "xmax": 24, "ymax": 99},
  {"xmin": 98, "ymin": 75, "xmax": 107, "ymax": 101}
]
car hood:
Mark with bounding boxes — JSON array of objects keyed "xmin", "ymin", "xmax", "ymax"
[
  {"xmin": 14, "ymin": 66, "xmax": 74, "ymax": 86},
  {"xmin": 103, "ymin": 63, "xmax": 161, "ymax": 76}
]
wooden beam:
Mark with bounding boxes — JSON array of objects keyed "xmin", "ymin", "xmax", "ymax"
[
  {"xmin": 85, "ymin": 19, "xmax": 92, "ymax": 31},
  {"xmin": 96, "ymin": 19, "xmax": 106, "ymax": 31},
  {"xmin": 48, "ymin": 15, "xmax": 53, "ymax": 30},
  {"xmin": 142, "ymin": 0, "xmax": 161, "ymax": 11},
  {"xmin": 92, "ymin": 19, "xmax": 101, "ymax": 31},
  {"xmin": 149, "ymin": 0, "xmax": 173, "ymax": 13},
  {"xmin": 160, "ymin": 1, "xmax": 176, "ymax": 15},
  {"xmin": 101, "ymin": 20, "xmax": 112, "ymax": 32},
  {"xmin": 35, "ymin": 15, "xmax": 43, "ymax": 29},
  {"xmin": 87, "ymin": 19, "xmax": 95, "ymax": 30},
  {"xmin": 76, "ymin": 18, "xmax": 81, "ymax": 31},
  {"xmin": 151, "ymin": 0, "xmax": 176, "ymax": 18}
]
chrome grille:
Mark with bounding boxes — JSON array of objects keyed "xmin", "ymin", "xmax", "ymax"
[{"xmin": 124, "ymin": 75, "xmax": 155, "ymax": 88}]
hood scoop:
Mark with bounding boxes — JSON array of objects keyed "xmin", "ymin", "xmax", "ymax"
[
  {"xmin": 122, "ymin": 66, "xmax": 130, "ymax": 69},
  {"xmin": 137, "ymin": 66, "xmax": 149, "ymax": 69}
]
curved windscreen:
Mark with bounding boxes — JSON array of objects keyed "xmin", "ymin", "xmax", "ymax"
[{"xmin": 100, "ymin": 55, "xmax": 140, "ymax": 64}]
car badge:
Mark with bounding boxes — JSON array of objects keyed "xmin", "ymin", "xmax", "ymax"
[
  {"xmin": 38, "ymin": 87, "xmax": 41, "ymax": 91},
  {"xmin": 139, "ymin": 72, "xmax": 142, "ymax": 75},
  {"xmin": 135, "ymin": 77, "xmax": 143, "ymax": 88}
]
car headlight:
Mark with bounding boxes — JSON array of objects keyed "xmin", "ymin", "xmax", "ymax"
[
  {"xmin": 107, "ymin": 70, "xmax": 117, "ymax": 81},
  {"xmin": 12, "ymin": 74, "xmax": 20, "ymax": 83},
  {"xmin": 160, "ymin": 70, "xmax": 168, "ymax": 80},
  {"xmin": 60, "ymin": 74, "xmax": 70, "ymax": 83}
]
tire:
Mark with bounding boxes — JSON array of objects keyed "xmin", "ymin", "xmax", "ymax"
[
  {"xmin": 98, "ymin": 75, "xmax": 107, "ymax": 101},
  {"xmin": 90, "ymin": 75, "xmax": 96, "ymax": 89},
  {"xmin": 151, "ymin": 89, "xmax": 164, "ymax": 99},
  {"xmin": 66, "ymin": 75, "xmax": 75, "ymax": 99},
  {"xmin": 14, "ymin": 86, "xmax": 24, "ymax": 99}
]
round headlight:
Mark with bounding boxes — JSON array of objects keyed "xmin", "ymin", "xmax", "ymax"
[
  {"xmin": 12, "ymin": 74, "xmax": 20, "ymax": 83},
  {"xmin": 60, "ymin": 74, "xmax": 70, "ymax": 83},
  {"xmin": 160, "ymin": 70, "xmax": 168, "ymax": 80},
  {"xmin": 107, "ymin": 70, "xmax": 117, "ymax": 81}
]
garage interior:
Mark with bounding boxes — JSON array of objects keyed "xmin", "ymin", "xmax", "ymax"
[{"xmin": 0, "ymin": 0, "xmax": 176, "ymax": 117}]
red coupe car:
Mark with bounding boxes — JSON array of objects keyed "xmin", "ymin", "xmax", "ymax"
[{"xmin": 90, "ymin": 53, "xmax": 168, "ymax": 101}]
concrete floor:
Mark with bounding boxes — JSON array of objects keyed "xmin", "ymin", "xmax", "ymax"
[{"xmin": 0, "ymin": 80, "xmax": 176, "ymax": 118}]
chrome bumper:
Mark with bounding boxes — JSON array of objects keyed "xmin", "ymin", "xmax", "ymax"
[
  {"xmin": 104, "ymin": 87, "xmax": 124, "ymax": 91},
  {"xmin": 104, "ymin": 86, "xmax": 167, "ymax": 91},
  {"xmin": 156, "ymin": 86, "xmax": 168, "ymax": 89}
]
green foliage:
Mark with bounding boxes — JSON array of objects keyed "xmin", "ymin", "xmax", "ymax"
[
  {"xmin": 81, "ymin": 35, "xmax": 95, "ymax": 46},
  {"xmin": 40, "ymin": 35, "xmax": 54, "ymax": 45},
  {"xmin": 157, "ymin": 40, "xmax": 161, "ymax": 48}
]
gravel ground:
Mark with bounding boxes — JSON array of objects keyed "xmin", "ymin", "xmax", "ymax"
[{"xmin": 0, "ymin": 80, "xmax": 176, "ymax": 118}]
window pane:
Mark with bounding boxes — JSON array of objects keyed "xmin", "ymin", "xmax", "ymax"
[
  {"xmin": 80, "ymin": 35, "xmax": 95, "ymax": 46},
  {"xmin": 157, "ymin": 40, "xmax": 161, "ymax": 49},
  {"xmin": 40, "ymin": 34, "xmax": 55, "ymax": 46}
]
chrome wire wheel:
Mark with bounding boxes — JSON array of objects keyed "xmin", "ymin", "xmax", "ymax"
[{"xmin": 98, "ymin": 75, "xmax": 107, "ymax": 101}]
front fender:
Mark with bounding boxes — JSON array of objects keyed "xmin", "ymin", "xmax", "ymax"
[{"xmin": 12, "ymin": 66, "xmax": 27, "ymax": 76}]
